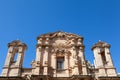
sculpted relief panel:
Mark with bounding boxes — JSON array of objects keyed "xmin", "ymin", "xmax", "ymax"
[
  {"xmin": 53, "ymin": 40, "xmax": 68, "ymax": 49},
  {"xmin": 52, "ymin": 39, "xmax": 74, "ymax": 49}
]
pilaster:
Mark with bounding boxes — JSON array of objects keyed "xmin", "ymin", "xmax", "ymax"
[
  {"xmin": 70, "ymin": 46, "xmax": 79, "ymax": 75},
  {"xmin": 51, "ymin": 51, "xmax": 57, "ymax": 77},
  {"xmin": 64, "ymin": 53, "xmax": 69, "ymax": 77},
  {"xmin": 78, "ymin": 46, "xmax": 88, "ymax": 75},
  {"xmin": 105, "ymin": 48, "xmax": 114, "ymax": 67},
  {"xmin": 43, "ymin": 46, "xmax": 49, "ymax": 75}
]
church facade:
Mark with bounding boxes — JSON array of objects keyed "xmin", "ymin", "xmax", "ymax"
[{"xmin": 0, "ymin": 31, "xmax": 120, "ymax": 80}]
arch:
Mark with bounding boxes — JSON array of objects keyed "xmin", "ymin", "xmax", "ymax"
[
  {"xmin": 13, "ymin": 52, "xmax": 18, "ymax": 62},
  {"xmin": 101, "ymin": 51, "xmax": 107, "ymax": 65}
]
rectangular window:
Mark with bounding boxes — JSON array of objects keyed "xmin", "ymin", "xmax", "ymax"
[{"xmin": 57, "ymin": 57, "xmax": 64, "ymax": 70}]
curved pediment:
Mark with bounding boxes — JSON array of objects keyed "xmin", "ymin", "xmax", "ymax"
[
  {"xmin": 36, "ymin": 31, "xmax": 84, "ymax": 49},
  {"xmin": 37, "ymin": 31, "xmax": 83, "ymax": 40}
]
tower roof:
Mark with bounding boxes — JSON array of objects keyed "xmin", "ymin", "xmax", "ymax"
[
  {"xmin": 91, "ymin": 41, "xmax": 110, "ymax": 50},
  {"xmin": 8, "ymin": 40, "xmax": 27, "ymax": 49}
]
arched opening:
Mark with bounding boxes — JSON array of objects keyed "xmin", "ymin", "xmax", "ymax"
[
  {"xmin": 13, "ymin": 52, "xmax": 18, "ymax": 63},
  {"xmin": 101, "ymin": 51, "xmax": 107, "ymax": 65}
]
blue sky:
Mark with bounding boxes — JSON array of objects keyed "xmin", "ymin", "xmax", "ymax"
[{"xmin": 0, "ymin": 0, "xmax": 120, "ymax": 74}]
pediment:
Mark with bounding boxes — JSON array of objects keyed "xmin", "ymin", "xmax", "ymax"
[{"xmin": 37, "ymin": 31, "xmax": 83, "ymax": 40}]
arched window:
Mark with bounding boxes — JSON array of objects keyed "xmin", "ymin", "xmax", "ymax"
[
  {"xmin": 101, "ymin": 51, "xmax": 106, "ymax": 65},
  {"xmin": 13, "ymin": 52, "xmax": 18, "ymax": 62}
]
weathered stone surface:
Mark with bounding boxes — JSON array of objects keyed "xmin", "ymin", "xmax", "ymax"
[{"xmin": 0, "ymin": 31, "xmax": 120, "ymax": 80}]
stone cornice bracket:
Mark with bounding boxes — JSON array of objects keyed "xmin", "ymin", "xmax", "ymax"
[
  {"xmin": 77, "ymin": 38, "xmax": 83, "ymax": 46},
  {"xmin": 44, "ymin": 38, "xmax": 50, "ymax": 45},
  {"xmin": 77, "ymin": 38, "xmax": 83, "ymax": 42},
  {"xmin": 39, "ymin": 46, "xmax": 42, "ymax": 51},
  {"xmin": 78, "ymin": 46, "xmax": 84, "ymax": 52},
  {"xmin": 65, "ymin": 50, "xmax": 71, "ymax": 59},
  {"xmin": 38, "ymin": 37, "xmax": 42, "ymax": 44},
  {"xmin": 36, "ymin": 37, "xmax": 51, "ymax": 48},
  {"xmin": 91, "ymin": 41, "xmax": 110, "ymax": 50},
  {"xmin": 31, "ymin": 60, "xmax": 40, "ymax": 68}
]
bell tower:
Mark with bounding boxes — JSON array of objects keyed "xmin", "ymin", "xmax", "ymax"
[
  {"xmin": 1, "ymin": 40, "xmax": 27, "ymax": 76},
  {"xmin": 92, "ymin": 41, "xmax": 117, "ymax": 77}
]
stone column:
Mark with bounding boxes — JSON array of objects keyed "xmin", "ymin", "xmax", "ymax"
[
  {"xmin": 13, "ymin": 52, "xmax": 22, "ymax": 76},
  {"xmin": 2, "ymin": 46, "xmax": 14, "ymax": 76},
  {"xmin": 2, "ymin": 53, "xmax": 12, "ymax": 76},
  {"xmin": 64, "ymin": 53, "xmax": 69, "ymax": 77},
  {"xmin": 105, "ymin": 48, "xmax": 114, "ymax": 67},
  {"xmin": 36, "ymin": 46, "xmax": 42, "ymax": 62},
  {"xmin": 16, "ymin": 52, "xmax": 22, "ymax": 67},
  {"xmin": 16, "ymin": 47, "xmax": 24, "ymax": 67},
  {"xmin": 51, "ymin": 51, "xmax": 56, "ymax": 77},
  {"xmin": 78, "ymin": 46, "xmax": 88, "ymax": 75},
  {"xmin": 71, "ymin": 46, "xmax": 79, "ymax": 75},
  {"xmin": 72, "ymin": 60, "xmax": 79, "ymax": 75},
  {"xmin": 4, "ymin": 53, "xmax": 12, "ymax": 68},
  {"xmin": 69, "ymin": 49, "xmax": 75, "ymax": 68},
  {"xmin": 32, "ymin": 46, "xmax": 42, "ymax": 75},
  {"xmin": 69, "ymin": 52, "xmax": 74, "ymax": 77},
  {"xmin": 43, "ymin": 46, "xmax": 49, "ymax": 75},
  {"xmin": 4, "ymin": 47, "xmax": 13, "ymax": 67}
]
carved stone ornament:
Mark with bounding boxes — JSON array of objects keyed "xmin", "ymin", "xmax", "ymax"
[
  {"xmin": 38, "ymin": 38, "xmax": 42, "ymax": 44},
  {"xmin": 38, "ymin": 46, "xmax": 42, "ymax": 51},
  {"xmin": 52, "ymin": 39, "xmax": 75, "ymax": 49},
  {"xmin": 9, "ymin": 47, "xmax": 14, "ymax": 53},
  {"xmin": 55, "ymin": 49, "xmax": 66, "ymax": 57},
  {"xmin": 52, "ymin": 48, "xmax": 71, "ymax": 57},
  {"xmin": 18, "ymin": 47, "xmax": 23, "ymax": 53},
  {"xmin": 37, "ymin": 31, "xmax": 83, "ymax": 40},
  {"xmin": 31, "ymin": 60, "xmax": 40, "ymax": 68},
  {"xmin": 74, "ymin": 59, "xmax": 78, "ymax": 65},
  {"xmin": 44, "ymin": 61, "xmax": 48, "ymax": 64},
  {"xmin": 23, "ymin": 75, "xmax": 31, "ymax": 80}
]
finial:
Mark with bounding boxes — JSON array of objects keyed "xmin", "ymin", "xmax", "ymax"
[{"xmin": 99, "ymin": 40, "xmax": 101, "ymax": 42}]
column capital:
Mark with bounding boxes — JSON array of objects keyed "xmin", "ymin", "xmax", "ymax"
[
  {"xmin": 45, "ymin": 46, "xmax": 49, "ymax": 51},
  {"xmin": 38, "ymin": 46, "xmax": 42, "ymax": 51}
]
